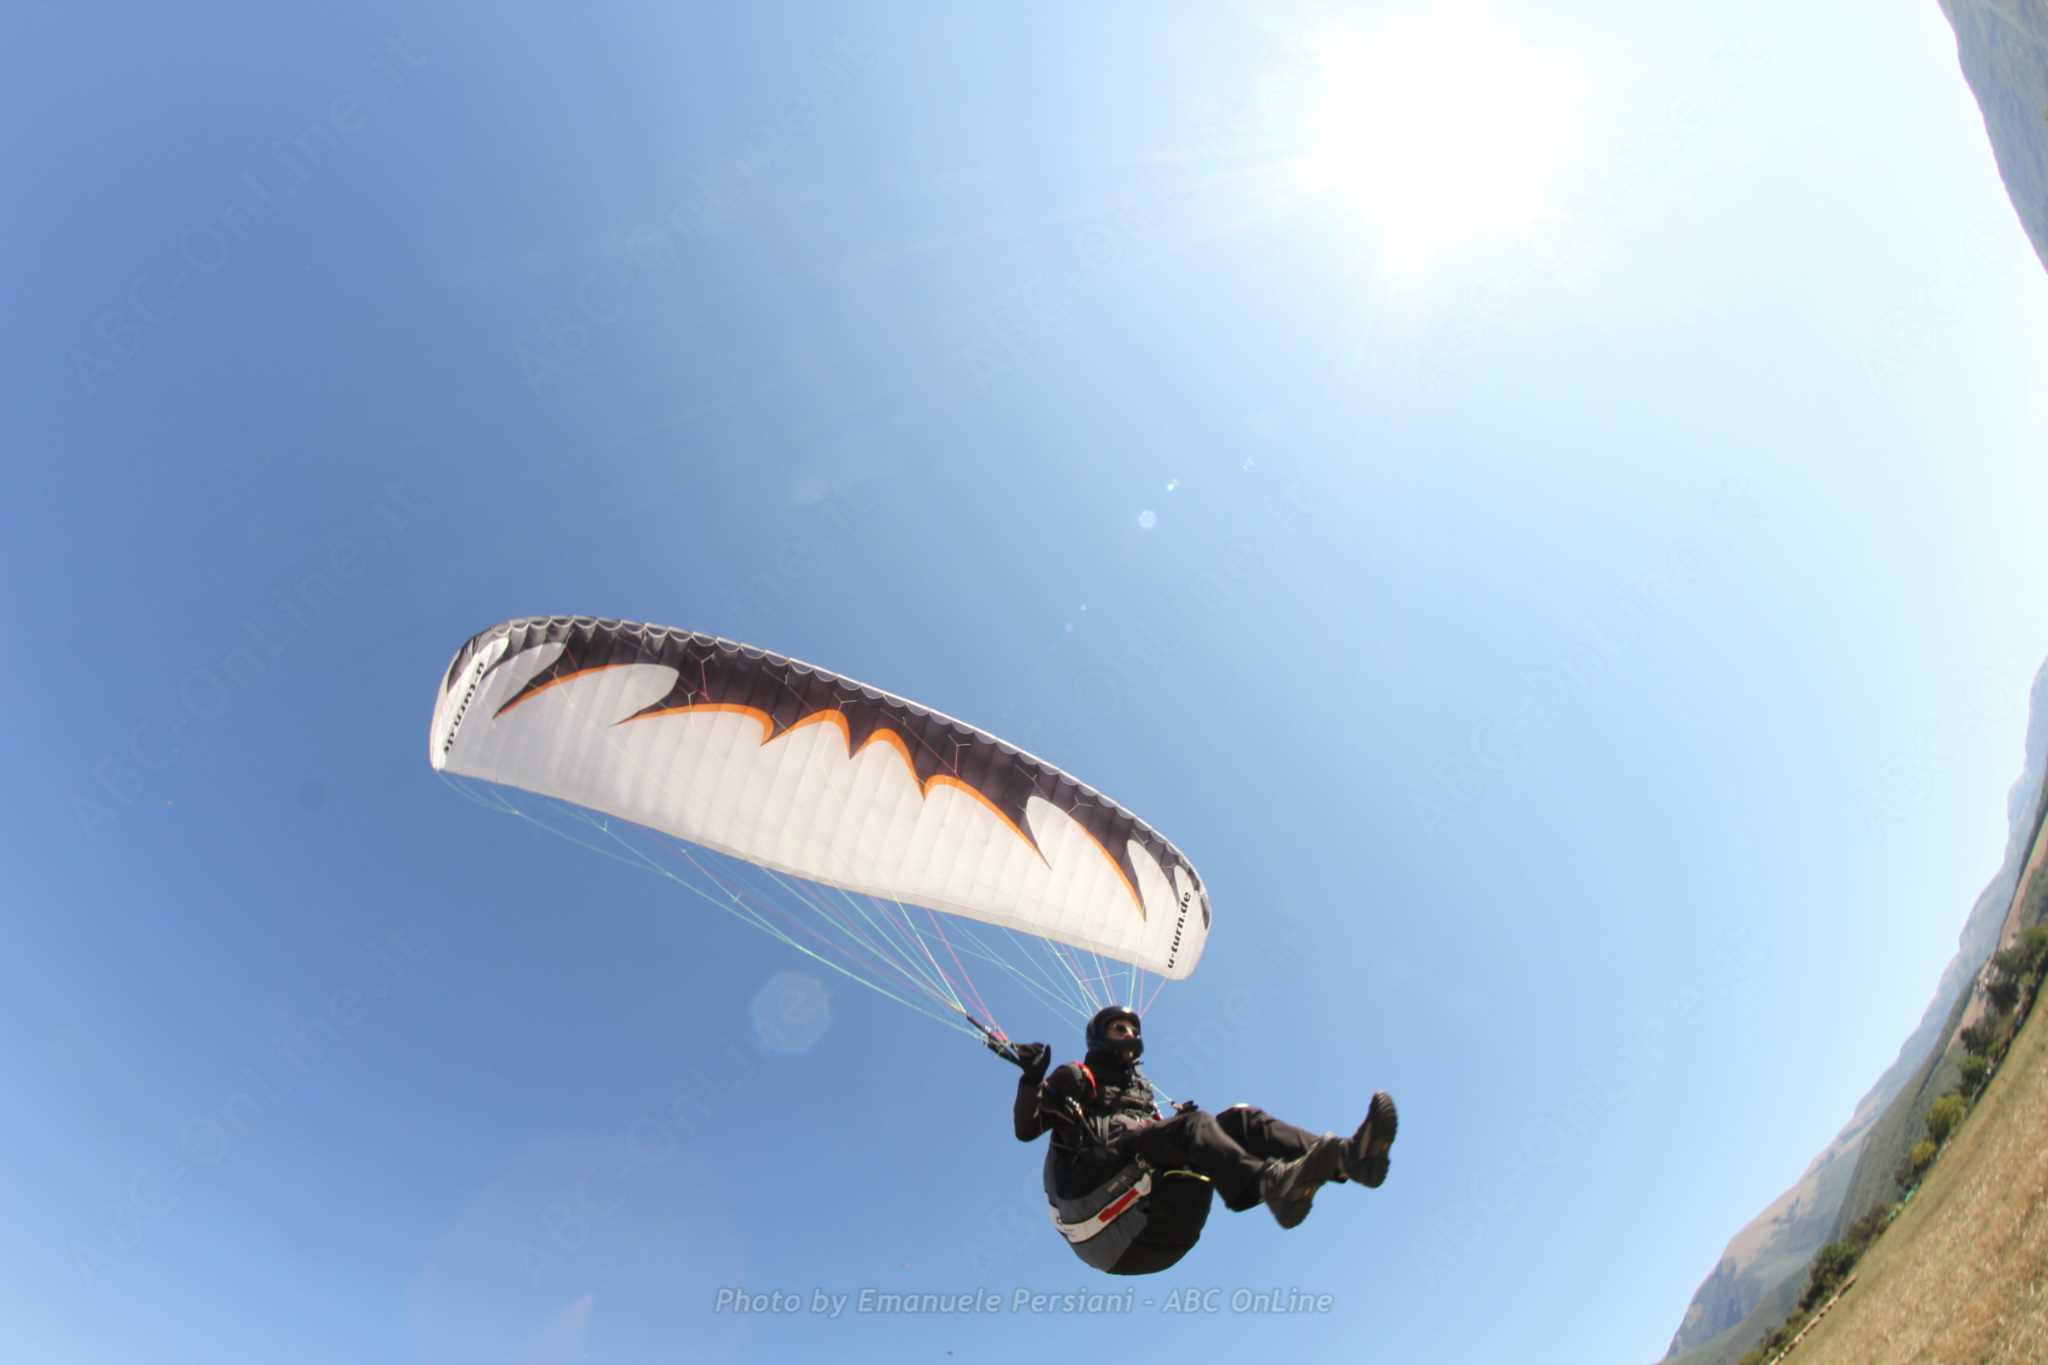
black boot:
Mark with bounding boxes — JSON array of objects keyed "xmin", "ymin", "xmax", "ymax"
[
  {"xmin": 1342, "ymin": 1092, "xmax": 1398, "ymax": 1188},
  {"xmin": 1259, "ymin": 1135, "xmax": 1344, "ymax": 1228}
]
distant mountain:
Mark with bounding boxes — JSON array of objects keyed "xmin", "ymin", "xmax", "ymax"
[
  {"xmin": 1659, "ymin": 659, "xmax": 2048, "ymax": 1365},
  {"xmin": 1940, "ymin": 0, "xmax": 2048, "ymax": 272}
]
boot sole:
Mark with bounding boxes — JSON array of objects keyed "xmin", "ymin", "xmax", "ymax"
[{"xmin": 1353, "ymin": 1092, "xmax": 1398, "ymax": 1189}]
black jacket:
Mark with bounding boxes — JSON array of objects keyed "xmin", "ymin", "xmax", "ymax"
[{"xmin": 1014, "ymin": 1049, "xmax": 1162, "ymax": 1154}]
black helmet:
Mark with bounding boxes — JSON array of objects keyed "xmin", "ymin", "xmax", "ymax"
[{"xmin": 1085, "ymin": 1006, "xmax": 1143, "ymax": 1065}]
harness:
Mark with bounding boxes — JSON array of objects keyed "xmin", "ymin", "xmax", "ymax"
[
  {"xmin": 1042, "ymin": 1068, "xmax": 1213, "ymax": 1272},
  {"xmin": 1048, "ymin": 1162, "xmax": 1154, "ymax": 1245},
  {"xmin": 1043, "ymin": 1152, "xmax": 1213, "ymax": 1273},
  {"xmin": 980, "ymin": 1022, "xmax": 1212, "ymax": 1274}
]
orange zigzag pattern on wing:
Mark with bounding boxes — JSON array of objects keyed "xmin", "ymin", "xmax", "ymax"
[{"xmin": 606, "ymin": 703, "xmax": 1141, "ymax": 913}]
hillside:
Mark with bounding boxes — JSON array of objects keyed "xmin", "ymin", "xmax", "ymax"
[
  {"xmin": 1825, "ymin": 791, "xmax": 2048, "ymax": 1243},
  {"xmin": 1939, "ymin": 0, "xmax": 2048, "ymax": 273},
  {"xmin": 1660, "ymin": 663, "xmax": 2048, "ymax": 1363},
  {"xmin": 1785, "ymin": 960, "xmax": 2048, "ymax": 1363}
]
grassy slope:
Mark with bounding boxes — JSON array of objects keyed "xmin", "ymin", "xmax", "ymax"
[
  {"xmin": 1826, "ymin": 993, "xmax": 1974, "ymax": 1241},
  {"xmin": 1787, "ymin": 991, "xmax": 2048, "ymax": 1364},
  {"xmin": 1668, "ymin": 785, "xmax": 2048, "ymax": 1365}
]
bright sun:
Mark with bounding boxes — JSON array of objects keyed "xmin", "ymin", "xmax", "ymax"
[{"xmin": 1291, "ymin": 7, "xmax": 1583, "ymax": 278}]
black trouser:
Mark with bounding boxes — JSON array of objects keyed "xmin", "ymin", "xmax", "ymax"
[{"xmin": 1106, "ymin": 1105, "xmax": 1323, "ymax": 1212}]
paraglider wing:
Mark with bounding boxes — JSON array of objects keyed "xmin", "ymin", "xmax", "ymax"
[{"xmin": 429, "ymin": 617, "xmax": 1211, "ymax": 979}]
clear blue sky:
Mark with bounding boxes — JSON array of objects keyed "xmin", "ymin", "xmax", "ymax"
[{"xmin": 7, "ymin": 2, "xmax": 2047, "ymax": 1362}]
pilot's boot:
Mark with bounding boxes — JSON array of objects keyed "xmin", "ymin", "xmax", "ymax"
[
  {"xmin": 1259, "ymin": 1135, "xmax": 1345, "ymax": 1228},
  {"xmin": 1340, "ymin": 1091, "xmax": 1398, "ymax": 1189}
]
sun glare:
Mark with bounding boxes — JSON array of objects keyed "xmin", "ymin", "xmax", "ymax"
[{"xmin": 1292, "ymin": 8, "xmax": 1583, "ymax": 278}]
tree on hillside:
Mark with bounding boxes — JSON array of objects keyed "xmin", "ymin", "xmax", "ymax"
[
  {"xmin": 1961, "ymin": 1019, "xmax": 1999, "ymax": 1057},
  {"xmin": 2019, "ymin": 922, "xmax": 2048, "ymax": 972},
  {"xmin": 1960, "ymin": 1054, "xmax": 1991, "ymax": 1095},
  {"xmin": 1841, "ymin": 1202, "xmax": 1896, "ymax": 1247},
  {"xmin": 1799, "ymin": 1241, "xmax": 1859, "ymax": 1310},
  {"xmin": 1926, "ymin": 1094, "xmax": 1967, "ymax": 1144},
  {"xmin": 1985, "ymin": 964, "xmax": 2020, "ymax": 1014},
  {"xmin": 1746, "ymin": 1320, "xmax": 1798, "ymax": 1365},
  {"xmin": 1986, "ymin": 932, "xmax": 2048, "ymax": 1014}
]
